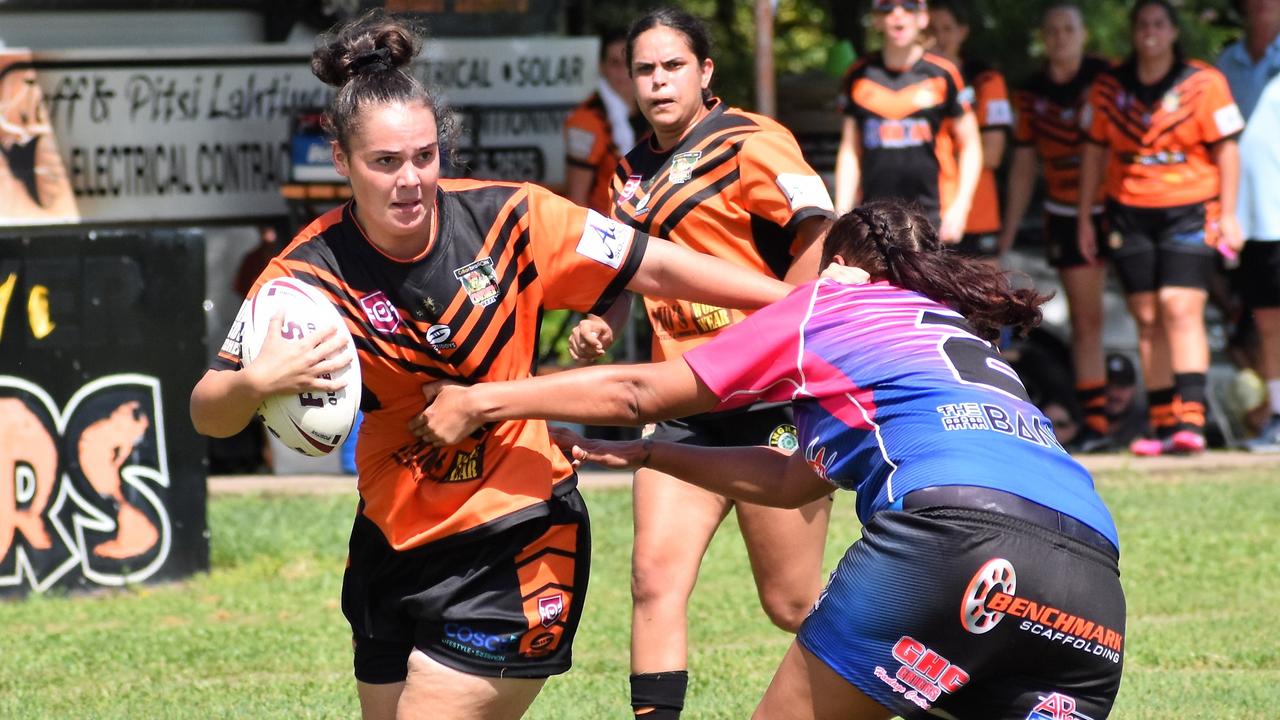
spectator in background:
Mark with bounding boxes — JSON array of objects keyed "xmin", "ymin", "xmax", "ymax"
[
  {"xmin": 1079, "ymin": 0, "xmax": 1244, "ymax": 456},
  {"xmin": 1105, "ymin": 352, "xmax": 1149, "ymax": 446},
  {"xmin": 834, "ymin": 0, "xmax": 982, "ymax": 247},
  {"xmin": 563, "ymin": 30, "xmax": 642, "ymax": 213},
  {"xmin": 1002, "ymin": 3, "xmax": 1115, "ymax": 452},
  {"xmin": 928, "ymin": 0, "xmax": 1014, "ymax": 262},
  {"xmin": 1217, "ymin": 0, "xmax": 1280, "ymax": 452}
]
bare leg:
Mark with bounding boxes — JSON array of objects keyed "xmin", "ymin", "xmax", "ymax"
[
  {"xmin": 631, "ymin": 467, "xmax": 733, "ymax": 672},
  {"xmin": 753, "ymin": 641, "xmax": 891, "ymax": 720},
  {"xmin": 736, "ymin": 497, "xmax": 831, "ymax": 632},
  {"xmin": 1126, "ymin": 292, "xmax": 1173, "ymax": 389},
  {"xmin": 1060, "ymin": 263, "xmax": 1107, "ymax": 384},
  {"xmin": 357, "ymin": 680, "xmax": 404, "ymax": 720},
  {"xmin": 1159, "ymin": 287, "xmax": 1209, "ymax": 374},
  {"xmin": 395, "ymin": 650, "xmax": 545, "ymax": 720}
]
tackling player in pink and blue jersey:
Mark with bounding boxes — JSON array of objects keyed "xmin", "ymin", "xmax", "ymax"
[{"xmin": 412, "ymin": 200, "xmax": 1127, "ymax": 720}]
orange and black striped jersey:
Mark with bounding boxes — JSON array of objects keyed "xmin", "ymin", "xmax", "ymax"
[
  {"xmin": 611, "ymin": 98, "xmax": 834, "ymax": 361},
  {"xmin": 212, "ymin": 180, "xmax": 647, "ymax": 550},
  {"xmin": 1083, "ymin": 59, "xmax": 1244, "ymax": 208},
  {"xmin": 564, "ymin": 92, "xmax": 624, "ymax": 214},
  {"xmin": 839, "ymin": 52, "xmax": 972, "ymax": 217},
  {"xmin": 938, "ymin": 59, "xmax": 1012, "ymax": 233},
  {"xmin": 1013, "ymin": 56, "xmax": 1112, "ymax": 212}
]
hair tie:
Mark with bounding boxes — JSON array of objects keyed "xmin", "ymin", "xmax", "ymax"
[{"xmin": 351, "ymin": 47, "xmax": 393, "ymax": 75}]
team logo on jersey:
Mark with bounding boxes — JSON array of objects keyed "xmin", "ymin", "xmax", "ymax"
[
  {"xmin": 444, "ymin": 444, "xmax": 484, "ymax": 483},
  {"xmin": 359, "ymin": 291, "xmax": 402, "ymax": 334},
  {"xmin": 768, "ymin": 424, "xmax": 799, "ymax": 452},
  {"xmin": 426, "ymin": 323, "xmax": 455, "ymax": 350},
  {"xmin": 538, "ymin": 593, "xmax": 565, "ymax": 627},
  {"xmin": 454, "ymin": 257, "xmax": 502, "ymax": 307},
  {"xmin": 669, "ymin": 150, "xmax": 701, "ymax": 184},
  {"xmin": 1160, "ymin": 91, "xmax": 1180, "ymax": 113},
  {"xmin": 619, "ymin": 174, "xmax": 644, "ymax": 203},
  {"xmin": 917, "ymin": 86, "xmax": 944, "ymax": 108},
  {"xmin": 1026, "ymin": 693, "xmax": 1089, "ymax": 720}
]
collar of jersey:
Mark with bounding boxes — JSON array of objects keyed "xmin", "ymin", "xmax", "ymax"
[{"xmin": 346, "ymin": 194, "xmax": 442, "ymax": 264}]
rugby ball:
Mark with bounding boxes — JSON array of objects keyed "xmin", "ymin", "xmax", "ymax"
[{"xmin": 241, "ymin": 277, "xmax": 361, "ymax": 457}]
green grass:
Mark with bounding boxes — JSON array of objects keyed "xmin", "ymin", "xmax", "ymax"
[{"xmin": 2, "ymin": 468, "xmax": 1278, "ymax": 718}]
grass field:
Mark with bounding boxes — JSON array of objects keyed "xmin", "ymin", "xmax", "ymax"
[{"xmin": 2, "ymin": 466, "xmax": 1277, "ymax": 719}]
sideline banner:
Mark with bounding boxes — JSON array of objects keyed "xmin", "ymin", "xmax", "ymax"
[
  {"xmin": 0, "ymin": 232, "xmax": 210, "ymax": 596},
  {"xmin": 0, "ymin": 38, "xmax": 597, "ymax": 227}
]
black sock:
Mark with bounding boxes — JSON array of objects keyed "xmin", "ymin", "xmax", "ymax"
[
  {"xmin": 1174, "ymin": 372, "xmax": 1207, "ymax": 432},
  {"xmin": 631, "ymin": 670, "xmax": 689, "ymax": 719}
]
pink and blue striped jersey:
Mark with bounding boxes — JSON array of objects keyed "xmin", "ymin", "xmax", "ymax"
[{"xmin": 683, "ymin": 279, "xmax": 1118, "ymax": 549}]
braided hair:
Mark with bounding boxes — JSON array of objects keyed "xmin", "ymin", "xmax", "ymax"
[{"xmin": 823, "ymin": 200, "xmax": 1049, "ymax": 341}]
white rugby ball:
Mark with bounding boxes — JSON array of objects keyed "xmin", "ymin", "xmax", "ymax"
[{"xmin": 242, "ymin": 277, "xmax": 361, "ymax": 457}]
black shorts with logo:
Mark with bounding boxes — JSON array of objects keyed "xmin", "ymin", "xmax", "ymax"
[
  {"xmin": 1235, "ymin": 240, "xmax": 1280, "ymax": 309},
  {"xmin": 798, "ymin": 487, "xmax": 1125, "ymax": 719},
  {"xmin": 343, "ymin": 484, "xmax": 591, "ymax": 683},
  {"xmin": 1105, "ymin": 200, "xmax": 1217, "ymax": 294},
  {"xmin": 1045, "ymin": 211, "xmax": 1107, "ymax": 269},
  {"xmin": 646, "ymin": 403, "xmax": 797, "ymax": 451},
  {"xmin": 952, "ymin": 232, "xmax": 1001, "ymax": 259}
]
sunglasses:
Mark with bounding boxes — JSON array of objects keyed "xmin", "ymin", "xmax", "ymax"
[{"xmin": 873, "ymin": 0, "xmax": 926, "ymax": 12}]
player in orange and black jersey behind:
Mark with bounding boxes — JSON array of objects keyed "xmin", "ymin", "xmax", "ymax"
[
  {"xmin": 566, "ymin": 9, "xmax": 835, "ymax": 720},
  {"xmin": 1079, "ymin": 0, "xmax": 1245, "ymax": 456},
  {"xmin": 189, "ymin": 12, "xmax": 792, "ymax": 720},
  {"xmin": 834, "ymin": 0, "xmax": 982, "ymax": 246},
  {"xmin": 1001, "ymin": 4, "xmax": 1115, "ymax": 453},
  {"xmin": 928, "ymin": 0, "xmax": 1014, "ymax": 261},
  {"xmin": 563, "ymin": 30, "xmax": 645, "ymax": 214}
]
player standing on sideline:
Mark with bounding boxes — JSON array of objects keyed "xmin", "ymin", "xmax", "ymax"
[
  {"xmin": 928, "ymin": 0, "xmax": 1014, "ymax": 262},
  {"xmin": 414, "ymin": 201, "xmax": 1126, "ymax": 720},
  {"xmin": 1079, "ymin": 0, "xmax": 1244, "ymax": 456},
  {"xmin": 564, "ymin": 30, "xmax": 643, "ymax": 214},
  {"xmin": 1001, "ymin": 3, "xmax": 1115, "ymax": 452},
  {"xmin": 1217, "ymin": 0, "xmax": 1280, "ymax": 451},
  {"xmin": 834, "ymin": 0, "xmax": 982, "ymax": 246},
  {"xmin": 189, "ymin": 11, "xmax": 793, "ymax": 720},
  {"xmin": 567, "ymin": 7, "xmax": 836, "ymax": 719}
]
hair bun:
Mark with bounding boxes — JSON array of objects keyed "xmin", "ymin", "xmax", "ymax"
[{"xmin": 311, "ymin": 10, "xmax": 422, "ymax": 88}]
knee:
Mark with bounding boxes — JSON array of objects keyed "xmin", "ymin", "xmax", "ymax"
[
  {"xmin": 759, "ymin": 590, "xmax": 814, "ymax": 633},
  {"xmin": 631, "ymin": 553, "xmax": 683, "ymax": 609}
]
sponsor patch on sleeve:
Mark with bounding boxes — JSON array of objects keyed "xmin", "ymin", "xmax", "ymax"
[
  {"xmin": 984, "ymin": 98, "xmax": 1013, "ymax": 126},
  {"xmin": 575, "ymin": 209, "xmax": 635, "ymax": 270},
  {"xmin": 1214, "ymin": 103, "xmax": 1245, "ymax": 137},
  {"xmin": 221, "ymin": 299, "xmax": 250, "ymax": 359},
  {"xmin": 775, "ymin": 174, "xmax": 835, "ymax": 212},
  {"xmin": 957, "ymin": 86, "xmax": 976, "ymax": 107},
  {"xmin": 1079, "ymin": 102, "xmax": 1094, "ymax": 131},
  {"xmin": 566, "ymin": 127, "xmax": 597, "ymax": 161}
]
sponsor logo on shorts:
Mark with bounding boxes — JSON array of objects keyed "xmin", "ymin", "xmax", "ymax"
[
  {"xmin": 873, "ymin": 636, "xmax": 969, "ymax": 711},
  {"xmin": 441, "ymin": 622, "xmax": 521, "ymax": 662},
  {"xmin": 804, "ymin": 436, "xmax": 834, "ymax": 482},
  {"xmin": 360, "ymin": 290, "xmax": 401, "ymax": 334},
  {"xmin": 1027, "ymin": 692, "xmax": 1093, "ymax": 720},
  {"xmin": 538, "ymin": 593, "xmax": 565, "ymax": 627},
  {"xmin": 768, "ymin": 424, "xmax": 799, "ymax": 451},
  {"xmin": 959, "ymin": 560, "xmax": 1124, "ymax": 663}
]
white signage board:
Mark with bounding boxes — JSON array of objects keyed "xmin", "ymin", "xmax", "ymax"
[{"xmin": 0, "ymin": 38, "xmax": 597, "ymax": 227}]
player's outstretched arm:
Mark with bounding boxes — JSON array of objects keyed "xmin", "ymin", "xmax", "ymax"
[
  {"xmin": 627, "ymin": 239, "xmax": 792, "ymax": 309},
  {"xmin": 191, "ymin": 315, "xmax": 348, "ymax": 438},
  {"xmin": 411, "ymin": 359, "xmax": 716, "ymax": 446},
  {"xmin": 553, "ymin": 427, "xmax": 832, "ymax": 508}
]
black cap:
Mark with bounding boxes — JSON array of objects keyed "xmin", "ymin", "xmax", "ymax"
[{"xmin": 1106, "ymin": 353, "xmax": 1137, "ymax": 386}]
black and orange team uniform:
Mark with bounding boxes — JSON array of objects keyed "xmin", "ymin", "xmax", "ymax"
[
  {"xmin": 611, "ymin": 97, "xmax": 834, "ymax": 450},
  {"xmin": 939, "ymin": 59, "xmax": 1013, "ymax": 257},
  {"xmin": 839, "ymin": 52, "xmax": 972, "ymax": 229},
  {"xmin": 212, "ymin": 180, "xmax": 650, "ymax": 682},
  {"xmin": 564, "ymin": 91, "xmax": 644, "ymax": 214},
  {"xmin": 1083, "ymin": 58, "xmax": 1244, "ymax": 440},
  {"xmin": 1013, "ymin": 55, "xmax": 1113, "ymax": 269}
]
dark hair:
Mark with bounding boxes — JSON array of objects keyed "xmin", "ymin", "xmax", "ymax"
[
  {"xmin": 310, "ymin": 10, "xmax": 457, "ymax": 156},
  {"xmin": 600, "ymin": 28, "xmax": 628, "ymax": 62},
  {"xmin": 821, "ymin": 200, "xmax": 1048, "ymax": 341},
  {"xmin": 929, "ymin": 0, "xmax": 970, "ymax": 27},
  {"xmin": 1042, "ymin": 1, "xmax": 1084, "ymax": 25},
  {"xmin": 625, "ymin": 7, "xmax": 715, "ymax": 102},
  {"xmin": 1127, "ymin": 0, "xmax": 1185, "ymax": 62}
]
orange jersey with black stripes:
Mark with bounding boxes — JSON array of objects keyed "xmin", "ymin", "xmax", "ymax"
[
  {"xmin": 937, "ymin": 59, "xmax": 1011, "ymax": 233},
  {"xmin": 564, "ymin": 92, "xmax": 623, "ymax": 214},
  {"xmin": 839, "ymin": 52, "xmax": 971, "ymax": 217},
  {"xmin": 1013, "ymin": 56, "xmax": 1112, "ymax": 211},
  {"xmin": 611, "ymin": 99, "xmax": 834, "ymax": 361},
  {"xmin": 1083, "ymin": 59, "xmax": 1244, "ymax": 208},
  {"xmin": 212, "ymin": 180, "xmax": 647, "ymax": 550}
]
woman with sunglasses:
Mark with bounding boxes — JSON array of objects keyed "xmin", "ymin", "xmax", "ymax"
[
  {"xmin": 414, "ymin": 200, "xmax": 1126, "ymax": 720},
  {"xmin": 834, "ymin": 0, "xmax": 982, "ymax": 246},
  {"xmin": 565, "ymin": 7, "xmax": 836, "ymax": 718},
  {"xmin": 1078, "ymin": 0, "xmax": 1244, "ymax": 455}
]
